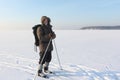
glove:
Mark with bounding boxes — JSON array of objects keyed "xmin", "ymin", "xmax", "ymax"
[
  {"xmin": 48, "ymin": 33, "xmax": 53, "ymax": 38},
  {"xmin": 51, "ymin": 33, "xmax": 56, "ymax": 39},
  {"xmin": 48, "ymin": 33, "xmax": 56, "ymax": 39}
]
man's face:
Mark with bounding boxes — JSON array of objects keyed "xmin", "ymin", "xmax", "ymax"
[{"xmin": 44, "ymin": 19, "xmax": 48, "ymax": 25}]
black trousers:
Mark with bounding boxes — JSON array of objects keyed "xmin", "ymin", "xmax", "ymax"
[{"xmin": 39, "ymin": 51, "xmax": 52, "ymax": 64}]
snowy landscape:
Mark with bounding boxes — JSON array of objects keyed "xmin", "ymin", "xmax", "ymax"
[{"xmin": 0, "ymin": 30, "xmax": 120, "ymax": 80}]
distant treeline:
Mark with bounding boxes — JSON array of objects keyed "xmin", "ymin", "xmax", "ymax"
[{"xmin": 80, "ymin": 26, "xmax": 120, "ymax": 30}]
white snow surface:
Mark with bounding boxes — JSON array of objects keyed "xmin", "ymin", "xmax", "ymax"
[{"xmin": 0, "ymin": 30, "xmax": 120, "ymax": 80}]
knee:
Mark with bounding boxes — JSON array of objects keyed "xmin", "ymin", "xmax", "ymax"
[{"xmin": 39, "ymin": 52, "xmax": 44, "ymax": 56}]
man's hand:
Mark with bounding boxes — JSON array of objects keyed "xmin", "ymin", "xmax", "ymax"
[{"xmin": 48, "ymin": 33, "xmax": 56, "ymax": 39}]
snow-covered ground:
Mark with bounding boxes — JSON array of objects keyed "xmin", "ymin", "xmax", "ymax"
[{"xmin": 0, "ymin": 30, "xmax": 120, "ymax": 80}]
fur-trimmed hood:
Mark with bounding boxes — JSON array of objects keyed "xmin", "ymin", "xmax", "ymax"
[{"xmin": 41, "ymin": 16, "xmax": 51, "ymax": 25}]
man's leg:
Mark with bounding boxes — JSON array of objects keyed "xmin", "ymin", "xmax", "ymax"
[
  {"xmin": 38, "ymin": 52, "xmax": 46, "ymax": 76},
  {"xmin": 44, "ymin": 51, "xmax": 52, "ymax": 73}
]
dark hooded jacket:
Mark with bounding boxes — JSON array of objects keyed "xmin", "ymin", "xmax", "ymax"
[{"xmin": 37, "ymin": 24, "xmax": 56, "ymax": 53}]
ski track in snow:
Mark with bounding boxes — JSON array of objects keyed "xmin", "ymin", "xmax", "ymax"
[{"xmin": 0, "ymin": 52, "xmax": 120, "ymax": 80}]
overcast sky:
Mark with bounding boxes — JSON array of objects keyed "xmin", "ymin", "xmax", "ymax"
[{"xmin": 0, "ymin": 0, "xmax": 120, "ymax": 30}]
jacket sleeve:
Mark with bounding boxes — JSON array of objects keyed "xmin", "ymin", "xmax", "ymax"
[
  {"xmin": 51, "ymin": 31, "xmax": 56, "ymax": 39},
  {"xmin": 49, "ymin": 26, "xmax": 56, "ymax": 39}
]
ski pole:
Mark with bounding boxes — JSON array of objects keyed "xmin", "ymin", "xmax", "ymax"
[
  {"xmin": 53, "ymin": 40, "xmax": 63, "ymax": 70},
  {"xmin": 33, "ymin": 38, "xmax": 52, "ymax": 80}
]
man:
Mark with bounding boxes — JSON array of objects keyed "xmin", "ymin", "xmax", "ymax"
[{"xmin": 36, "ymin": 16, "xmax": 56, "ymax": 77}]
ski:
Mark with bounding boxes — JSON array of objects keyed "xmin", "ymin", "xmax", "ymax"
[
  {"xmin": 38, "ymin": 72, "xmax": 49, "ymax": 79},
  {"xmin": 38, "ymin": 74, "xmax": 49, "ymax": 79},
  {"xmin": 44, "ymin": 71, "xmax": 54, "ymax": 74}
]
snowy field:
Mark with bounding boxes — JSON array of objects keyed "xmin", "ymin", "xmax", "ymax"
[{"xmin": 0, "ymin": 30, "xmax": 120, "ymax": 80}]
